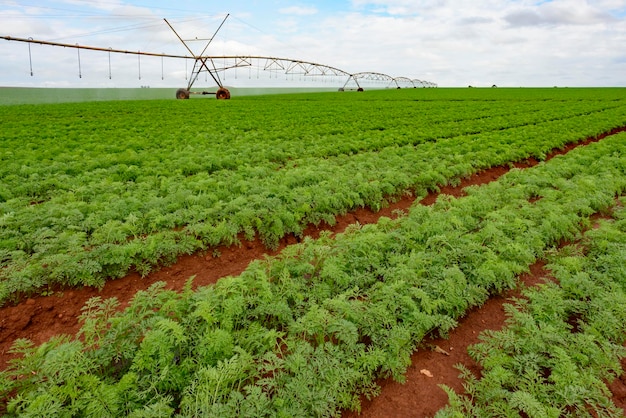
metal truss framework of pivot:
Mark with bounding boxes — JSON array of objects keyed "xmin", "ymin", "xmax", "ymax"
[
  {"xmin": 185, "ymin": 56, "xmax": 350, "ymax": 80},
  {"xmin": 342, "ymin": 72, "xmax": 437, "ymax": 91},
  {"xmin": 164, "ymin": 15, "xmax": 232, "ymax": 99},
  {"xmin": 1, "ymin": 14, "xmax": 437, "ymax": 99}
]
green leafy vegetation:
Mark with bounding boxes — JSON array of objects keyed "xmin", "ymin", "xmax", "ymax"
[
  {"xmin": 2, "ymin": 120, "xmax": 625, "ymax": 416},
  {"xmin": 437, "ymin": 200, "xmax": 626, "ymax": 417},
  {"xmin": 2, "ymin": 88, "xmax": 626, "ymax": 303}
]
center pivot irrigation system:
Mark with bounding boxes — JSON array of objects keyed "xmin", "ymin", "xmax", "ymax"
[{"xmin": 2, "ymin": 14, "xmax": 437, "ymax": 99}]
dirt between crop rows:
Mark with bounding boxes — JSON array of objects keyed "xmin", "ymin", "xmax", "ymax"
[{"xmin": 1, "ymin": 128, "xmax": 626, "ymax": 417}]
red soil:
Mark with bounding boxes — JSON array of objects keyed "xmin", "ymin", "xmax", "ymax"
[
  {"xmin": 343, "ymin": 261, "xmax": 549, "ymax": 418},
  {"xmin": 1, "ymin": 128, "xmax": 625, "ymax": 416}
]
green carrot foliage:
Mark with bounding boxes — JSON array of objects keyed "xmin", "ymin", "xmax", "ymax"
[{"xmin": 3, "ymin": 108, "xmax": 626, "ymax": 416}]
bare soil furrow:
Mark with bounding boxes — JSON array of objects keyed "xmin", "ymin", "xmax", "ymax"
[
  {"xmin": 343, "ymin": 261, "xmax": 549, "ymax": 418},
  {"xmin": 346, "ymin": 206, "xmax": 626, "ymax": 417}
]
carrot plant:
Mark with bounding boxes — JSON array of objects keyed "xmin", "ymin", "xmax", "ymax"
[
  {"xmin": 437, "ymin": 200, "xmax": 626, "ymax": 417},
  {"xmin": 2, "ymin": 89, "xmax": 626, "ymax": 304},
  {"xmin": 2, "ymin": 127, "xmax": 625, "ymax": 416}
]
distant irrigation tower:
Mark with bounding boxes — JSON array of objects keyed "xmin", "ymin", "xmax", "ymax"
[{"xmin": 1, "ymin": 14, "xmax": 436, "ymax": 99}]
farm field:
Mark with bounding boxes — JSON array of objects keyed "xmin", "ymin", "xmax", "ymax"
[
  {"xmin": 2, "ymin": 88, "xmax": 626, "ymax": 304},
  {"xmin": 437, "ymin": 206, "xmax": 626, "ymax": 417},
  {"xmin": 1, "ymin": 88, "xmax": 626, "ymax": 416}
]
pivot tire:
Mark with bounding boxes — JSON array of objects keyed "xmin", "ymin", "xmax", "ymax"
[
  {"xmin": 216, "ymin": 87, "xmax": 231, "ymax": 100},
  {"xmin": 176, "ymin": 88, "xmax": 190, "ymax": 99}
]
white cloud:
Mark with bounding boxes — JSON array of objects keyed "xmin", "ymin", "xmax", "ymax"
[
  {"xmin": 316, "ymin": 0, "xmax": 625, "ymax": 86},
  {"xmin": 504, "ymin": 0, "xmax": 614, "ymax": 27},
  {"xmin": 1, "ymin": 0, "xmax": 625, "ymax": 88}
]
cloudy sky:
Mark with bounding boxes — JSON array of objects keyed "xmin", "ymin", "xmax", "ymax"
[{"xmin": 1, "ymin": 0, "xmax": 625, "ymax": 88}]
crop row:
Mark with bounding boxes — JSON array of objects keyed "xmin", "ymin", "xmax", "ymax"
[
  {"xmin": 2, "ymin": 89, "xmax": 626, "ymax": 304},
  {"xmin": 438, "ymin": 203, "xmax": 626, "ymax": 417},
  {"xmin": 2, "ymin": 130, "xmax": 625, "ymax": 416},
  {"xmin": 1, "ymin": 90, "xmax": 623, "ymax": 186}
]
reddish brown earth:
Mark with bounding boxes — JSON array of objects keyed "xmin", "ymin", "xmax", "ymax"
[
  {"xmin": 343, "ymin": 261, "xmax": 549, "ymax": 418},
  {"xmin": 344, "ymin": 252, "xmax": 626, "ymax": 417},
  {"xmin": 2, "ymin": 128, "xmax": 626, "ymax": 416}
]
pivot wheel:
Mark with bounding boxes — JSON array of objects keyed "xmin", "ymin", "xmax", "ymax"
[
  {"xmin": 216, "ymin": 87, "xmax": 231, "ymax": 100},
  {"xmin": 176, "ymin": 88, "xmax": 190, "ymax": 99}
]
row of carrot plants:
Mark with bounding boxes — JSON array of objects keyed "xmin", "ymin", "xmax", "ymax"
[
  {"xmin": 438, "ymin": 202, "xmax": 626, "ymax": 417},
  {"xmin": 2, "ymin": 89, "xmax": 626, "ymax": 304},
  {"xmin": 2, "ymin": 130, "xmax": 625, "ymax": 416}
]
